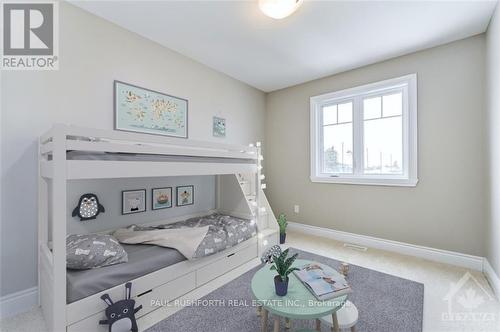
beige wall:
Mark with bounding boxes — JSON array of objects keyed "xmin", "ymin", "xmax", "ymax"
[
  {"xmin": 0, "ymin": 3, "xmax": 266, "ymax": 296},
  {"xmin": 265, "ymin": 35, "xmax": 486, "ymax": 256},
  {"xmin": 487, "ymin": 4, "xmax": 500, "ymax": 275}
]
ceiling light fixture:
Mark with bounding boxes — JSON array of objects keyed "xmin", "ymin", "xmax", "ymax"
[{"xmin": 258, "ymin": 0, "xmax": 303, "ymax": 19}]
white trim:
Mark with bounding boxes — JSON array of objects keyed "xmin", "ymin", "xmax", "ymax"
[
  {"xmin": 0, "ymin": 287, "xmax": 38, "ymax": 319},
  {"xmin": 483, "ymin": 259, "xmax": 500, "ymax": 300},
  {"xmin": 310, "ymin": 175, "xmax": 418, "ymax": 187},
  {"xmin": 287, "ymin": 221, "xmax": 484, "ymax": 271},
  {"xmin": 310, "ymin": 74, "xmax": 418, "ymax": 187}
]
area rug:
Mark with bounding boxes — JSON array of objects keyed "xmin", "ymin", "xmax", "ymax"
[{"xmin": 146, "ymin": 248, "xmax": 424, "ymax": 332}]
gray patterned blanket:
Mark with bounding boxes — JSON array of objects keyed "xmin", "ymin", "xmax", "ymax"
[{"xmin": 118, "ymin": 214, "xmax": 257, "ymax": 259}]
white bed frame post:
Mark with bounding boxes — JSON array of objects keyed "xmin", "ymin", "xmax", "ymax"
[
  {"xmin": 39, "ymin": 131, "xmax": 50, "ymax": 329},
  {"xmin": 52, "ymin": 124, "xmax": 67, "ymax": 331},
  {"xmin": 38, "ymin": 140, "xmax": 47, "ymax": 306}
]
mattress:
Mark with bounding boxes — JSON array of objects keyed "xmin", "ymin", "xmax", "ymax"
[
  {"xmin": 66, "ymin": 244, "xmax": 185, "ymax": 303},
  {"xmin": 67, "ymin": 214, "xmax": 257, "ymax": 303},
  {"xmin": 66, "ymin": 150, "xmax": 253, "ymax": 164}
]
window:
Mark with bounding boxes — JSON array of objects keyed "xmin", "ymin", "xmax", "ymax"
[{"xmin": 310, "ymin": 74, "xmax": 417, "ymax": 186}]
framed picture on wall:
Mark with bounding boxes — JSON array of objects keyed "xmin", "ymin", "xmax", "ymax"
[
  {"xmin": 176, "ymin": 185, "xmax": 194, "ymax": 206},
  {"xmin": 114, "ymin": 80, "xmax": 188, "ymax": 138},
  {"xmin": 152, "ymin": 187, "xmax": 172, "ymax": 210},
  {"xmin": 122, "ymin": 189, "xmax": 146, "ymax": 215},
  {"xmin": 213, "ymin": 116, "xmax": 226, "ymax": 137}
]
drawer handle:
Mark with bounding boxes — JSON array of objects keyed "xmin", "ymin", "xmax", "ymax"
[
  {"xmin": 227, "ymin": 253, "xmax": 235, "ymax": 258},
  {"xmin": 137, "ymin": 289, "xmax": 152, "ymax": 297}
]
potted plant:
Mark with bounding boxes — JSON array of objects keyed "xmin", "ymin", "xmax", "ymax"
[
  {"xmin": 277, "ymin": 213, "xmax": 288, "ymax": 244},
  {"xmin": 270, "ymin": 248, "xmax": 299, "ymax": 296}
]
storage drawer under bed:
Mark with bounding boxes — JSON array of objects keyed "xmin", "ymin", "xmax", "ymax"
[
  {"xmin": 196, "ymin": 241, "xmax": 257, "ymax": 286},
  {"xmin": 67, "ymin": 271, "xmax": 196, "ymax": 332}
]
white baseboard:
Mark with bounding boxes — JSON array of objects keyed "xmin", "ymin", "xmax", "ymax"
[
  {"xmin": 0, "ymin": 287, "xmax": 38, "ymax": 320},
  {"xmin": 288, "ymin": 221, "xmax": 484, "ymax": 271},
  {"xmin": 483, "ymin": 259, "xmax": 500, "ymax": 299}
]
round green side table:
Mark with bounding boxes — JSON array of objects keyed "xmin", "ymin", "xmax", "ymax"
[{"xmin": 251, "ymin": 259, "xmax": 347, "ymax": 332}]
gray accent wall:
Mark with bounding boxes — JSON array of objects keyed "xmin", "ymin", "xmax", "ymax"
[
  {"xmin": 0, "ymin": 2, "xmax": 266, "ymax": 296},
  {"xmin": 487, "ymin": 4, "xmax": 500, "ymax": 276},
  {"xmin": 67, "ymin": 176, "xmax": 215, "ymax": 235},
  {"xmin": 265, "ymin": 35, "xmax": 487, "ymax": 257}
]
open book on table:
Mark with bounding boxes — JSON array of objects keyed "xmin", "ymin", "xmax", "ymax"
[{"xmin": 293, "ymin": 263, "xmax": 352, "ymax": 301}]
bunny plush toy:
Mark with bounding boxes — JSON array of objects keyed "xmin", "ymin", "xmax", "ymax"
[{"xmin": 99, "ymin": 282, "xmax": 142, "ymax": 332}]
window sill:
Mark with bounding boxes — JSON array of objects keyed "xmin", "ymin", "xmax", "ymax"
[{"xmin": 310, "ymin": 176, "xmax": 418, "ymax": 187}]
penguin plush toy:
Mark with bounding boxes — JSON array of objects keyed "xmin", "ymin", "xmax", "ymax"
[
  {"xmin": 72, "ymin": 193, "xmax": 105, "ymax": 221},
  {"xmin": 99, "ymin": 282, "xmax": 142, "ymax": 332}
]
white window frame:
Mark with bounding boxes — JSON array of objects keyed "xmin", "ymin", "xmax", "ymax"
[{"xmin": 310, "ymin": 74, "xmax": 418, "ymax": 187}]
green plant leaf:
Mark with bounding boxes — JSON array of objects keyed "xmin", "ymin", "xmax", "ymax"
[
  {"xmin": 277, "ymin": 213, "xmax": 288, "ymax": 233},
  {"xmin": 283, "ymin": 253, "xmax": 298, "ymax": 272},
  {"xmin": 270, "ymin": 248, "xmax": 299, "ymax": 279}
]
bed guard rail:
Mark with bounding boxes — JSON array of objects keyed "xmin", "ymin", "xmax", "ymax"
[{"xmin": 39, "ymin": 124, "xmax": 258, "ymax": 160}]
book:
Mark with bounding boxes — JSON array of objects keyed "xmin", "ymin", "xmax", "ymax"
[{"xmin": 293, "ymin": 263, "xmax": 352, "ymax": 301}]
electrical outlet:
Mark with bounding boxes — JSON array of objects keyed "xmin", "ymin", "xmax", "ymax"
[{"xmin": 294, "ymin": 205, "xmax": 300, "ymax": 213}]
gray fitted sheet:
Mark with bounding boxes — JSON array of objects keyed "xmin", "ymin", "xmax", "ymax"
[
  {"xmin": 66, "ymin": 151, "xmax": 253, "ymax": 164},
  {"xmin": 66, "ymin": 244, "xmax": 185, "ymax": 303}
]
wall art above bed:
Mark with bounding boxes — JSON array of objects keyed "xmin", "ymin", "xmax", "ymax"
[
  {"xmin": 122, "ymin": 189, "xmax": 146, "ymax": 215},
  {"xmin": 176, "ymin": 185, "xmax": 194, "ymax": 206},
  {"xmin": 114, "ymin": 80, "xmax": 188, "ymax": 138},
  {"xmin": 152, "ymin": 187, "xmax": 172, "ymax": 210}
]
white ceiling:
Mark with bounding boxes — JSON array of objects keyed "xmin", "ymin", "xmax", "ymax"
[{"xmin": 73, "ymin": 1, "xmax": 497, "ymax": 92}]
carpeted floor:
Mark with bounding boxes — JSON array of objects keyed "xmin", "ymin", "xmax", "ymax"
[{"xmin": 146, "ymin": 248, "xmax": 424, "ymax": 331}]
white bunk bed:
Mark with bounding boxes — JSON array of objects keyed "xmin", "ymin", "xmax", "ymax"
[{"xmin": 38, "ymin": 124, "xmax": 279, "ymax": 332}]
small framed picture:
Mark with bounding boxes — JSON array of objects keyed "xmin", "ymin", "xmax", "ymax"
[
  {"xmin": 122, "ymin": 189, "xmax": 146, "ymax": 215},
  {"xmin": 176, "ymin": 185, "xmax": 194, "ymax": 206},
  {"xmin": 213, "ymin": 116, "xmax": 226, "ymax": 137},
  {"xmin": 152, "ymin": 187, "xmax": 172, "ymax": 210}
]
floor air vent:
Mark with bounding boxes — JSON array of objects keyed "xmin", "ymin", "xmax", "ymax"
[{"xmin": 343, "ymin": 243, "xmax": 368, "ymax": 251}]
